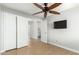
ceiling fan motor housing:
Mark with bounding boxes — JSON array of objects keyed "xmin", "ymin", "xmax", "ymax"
[{"xmin": 43, "ymin": 7, "xmax": 49, "ymax": 12}]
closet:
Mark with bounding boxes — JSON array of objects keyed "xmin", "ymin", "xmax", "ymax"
[{"xmin": 0, "ymin": 7, "xmax": 29, "ymax": 52}]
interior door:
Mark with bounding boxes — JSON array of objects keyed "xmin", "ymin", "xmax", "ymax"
[
  {"xmin": 41, "ymin": 20, "xmax": 48, "ymax": 43},
  {"xmin": 17, "ymin": 16, "xmax": 29, "ymax": 48},
  {"xmin": 4, "ymin": 12, "xmax": 16, "ymax": 51}
]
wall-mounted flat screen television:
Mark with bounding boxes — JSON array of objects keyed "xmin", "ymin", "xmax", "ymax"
[{"xmin": 54, "ymin": 20, "xmax": 67, "ymax": 29}]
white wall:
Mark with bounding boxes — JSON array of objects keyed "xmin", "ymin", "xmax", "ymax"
[
  {"xmin": 47, "ymin": 6, "xmax": 79, "ymax": 52},
  {"xmin": 41, "ymin": 19, "xmax": 48, "ymax": 43}
]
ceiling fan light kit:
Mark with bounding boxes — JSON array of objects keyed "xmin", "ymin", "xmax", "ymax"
[{"xmin": 33, "ymin": 3, "xmax": 62, "ymax": 18}]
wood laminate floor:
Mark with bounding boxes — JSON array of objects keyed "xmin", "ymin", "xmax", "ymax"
[{"xmin": 1, "ymin": 39, "xmax": 79, "ymax": 55}]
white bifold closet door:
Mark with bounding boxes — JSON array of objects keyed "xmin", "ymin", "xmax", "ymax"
[
  {"xmin": 2, "ymin": 12, "xmax": 29, "ymax": 51},
  {"xmin": 3, "ymin": 12, "xmax": 16, "ymax": 51},
  {"xmin": 17, "ymin": 16, "xmax": 29, "ymax": 48}
]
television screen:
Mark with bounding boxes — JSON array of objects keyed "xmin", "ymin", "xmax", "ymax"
[{"xmin": 54, "ymin": 20, "xmax": 67, "ymax": 29}]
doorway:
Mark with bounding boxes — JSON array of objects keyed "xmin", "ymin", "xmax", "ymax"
[
  {"xmin": 38, "ymin": 27, "xmax": 41, "ymax": 39},
  {"xmin": 37, "ymin": 21, "xmax": 41, "ymax": 40}
]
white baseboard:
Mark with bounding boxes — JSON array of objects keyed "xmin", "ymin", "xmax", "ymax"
[
  {"xmin": 48, "ymin": 41, "xmax": 79, "ymax": 54},
  {"xmin": 31, "ymin": 37, "xmax": 38, "ymax": 40},
  {"xmin": 0, "ymin": 50, "xmax": 6, "ymax": 53},
  {"xmin": 41, "ymin": 40, "xmax": 47, "ymax": 43}
]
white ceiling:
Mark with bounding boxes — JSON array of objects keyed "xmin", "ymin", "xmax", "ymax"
[{"xmin": 0, "ymin": 3, "xmax": 78, "ymax": 18}]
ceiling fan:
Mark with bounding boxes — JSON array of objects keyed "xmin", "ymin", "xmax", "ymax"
[{"xmin": 32, "ymin": 3, "xmax": 62, "ymax": 18}]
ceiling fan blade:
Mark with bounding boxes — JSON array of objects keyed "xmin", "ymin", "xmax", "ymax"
[
  {"xmin": 49, "ymin": 11, "xmax": 60, "ymax": 14},
  {"xmin": 44, "ymin": 3, "xmax": 48, "ymax": 7},
  {"xmin": 44, "ymin": 12, "xmax": 47, "ymax": 18},
  {"xmin": 33, "ymin": 3, "xmax": 44, "ymax": 10},
  {"xmin": 32, "ymin": 11, "xmax": 43, "ymax": 15},
  {"xmin": 48, "ymin": 3, "xmax": 62, "ymax": 10}
]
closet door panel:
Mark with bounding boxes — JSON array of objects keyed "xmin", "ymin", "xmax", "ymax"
[
  {"xmin": 3, "ymin": 12, "xmax": 16, "ymax": 51},
  {"xmin": 17, "ymin": 16, "xmax": 29, "ymax": 48}
]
